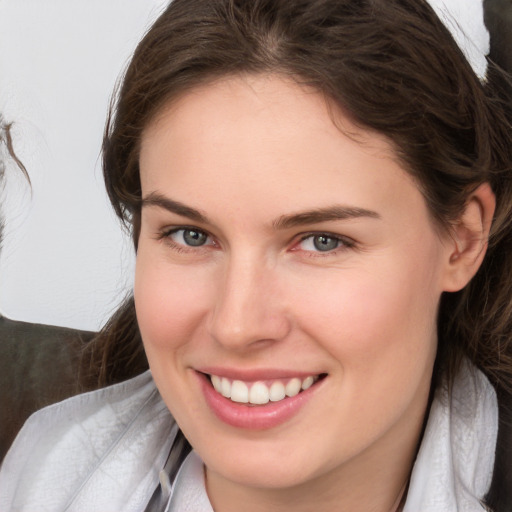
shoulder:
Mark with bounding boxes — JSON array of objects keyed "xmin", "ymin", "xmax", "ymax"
[{"xmin": 0, "ymin": 371, "xmax": 178, "ymax": 512}]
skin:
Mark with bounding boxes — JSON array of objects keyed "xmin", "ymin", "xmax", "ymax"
[{"xmin": 135, "ymin": 74, "xmax": 493, "ymax": 512}]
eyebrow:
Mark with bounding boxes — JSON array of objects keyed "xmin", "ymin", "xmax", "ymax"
[
  {"xmin": 141, "ymin": 192, "xmax": 380, "ymax": 229},
  {"xmin": 272, "ymin": 206, "xmax": 380, "ymax": 230},
  {"xmin": 141, "ymin": 192, "xmax": 210, "ymax": 223}
]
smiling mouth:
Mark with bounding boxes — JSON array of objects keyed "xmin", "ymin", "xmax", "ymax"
[{"xmin": 207, "ymin": 373, "xmax": 327, "ymax": 406}]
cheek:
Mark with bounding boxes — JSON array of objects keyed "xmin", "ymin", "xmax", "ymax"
[
  {"xmin": 133, "ymin": 249, "xmax": 212, "ymax": 355},
  {"xmin": 292, "ymin": 248, "xmax": 442, "ymax": 371}
]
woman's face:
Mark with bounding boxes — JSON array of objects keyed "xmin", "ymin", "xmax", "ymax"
[{"xmin": 135, "ymin": 75, "xmax": 454, "ymax": 496}]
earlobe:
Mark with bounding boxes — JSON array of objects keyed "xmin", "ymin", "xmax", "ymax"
[{"xmin": 442, "ymin": 183, "xmax": 496, "ymax": 292}]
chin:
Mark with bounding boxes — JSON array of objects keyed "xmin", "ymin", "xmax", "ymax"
[{"xmin": 195, "ymin": 431, "xmax": 331, "ymax": 490}]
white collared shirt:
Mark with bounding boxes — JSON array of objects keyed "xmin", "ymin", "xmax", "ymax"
[{"xmin": 166, "ymin": 451, "xmax": 213, "ymax": 512}]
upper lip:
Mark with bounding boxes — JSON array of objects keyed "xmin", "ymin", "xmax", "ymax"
[{"xmin": 196, "ymin": 367, "xmax": 325, "ymax": 381}]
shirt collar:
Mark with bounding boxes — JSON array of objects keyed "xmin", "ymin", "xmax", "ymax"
[
  {"xmin": 167, "ymin": 451, "xmax": 213, "ymax": 512},
  {"xmin": 404, "ymin": 359, "xmax": 498, "ymax": 511}
]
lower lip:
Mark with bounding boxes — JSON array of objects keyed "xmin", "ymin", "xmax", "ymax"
[{"xmin": 198, "ymin": 373, "xmax": 321, "ymax": 430}]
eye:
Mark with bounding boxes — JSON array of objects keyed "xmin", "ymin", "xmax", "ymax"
[
  {"xmin": 167, "ymin": 228, "xmax": 212, "ymax": 247},
  {"xmin": 297, "ymin": 233, "xmax": 351, "ymax": 253}
]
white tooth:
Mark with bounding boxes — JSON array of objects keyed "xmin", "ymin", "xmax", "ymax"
[
  {"xmin": 211, "ymin": 375, "xmax": 222, "ymax": 393},
  {"xmin": 249, "ymin": 382, "xmax": 270, "ymax": 405},
  {"xmin": 269, "ymin": 381, "xmax": 286, "ymax": 401},
  {"xmin": 221, "ymin": 377, "xmax": 231, "ymax": 398},
  {"xmin": 285, "ymin": 378, "xmax": 301, "ymax": 397},
  {"xmin": 230, "ymin": 380, "xmax": 249, "ymax": 403},
  {"xmin": 301, "ymin": 376, "xmax": 314, "ymax": 390}
]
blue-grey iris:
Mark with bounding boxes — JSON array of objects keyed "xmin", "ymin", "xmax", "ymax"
[
  {"xmin": 313, "ymin": 235, "xmax": 338, "ymax": 252},
  {"xmin": 183, "ymin": 229, "xmax": 207, "ymax": 246}
]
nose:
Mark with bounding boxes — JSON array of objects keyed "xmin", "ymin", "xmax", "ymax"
[{"xmin": 208, "ymin": 254, "xmax": 291, "ymax": 351}]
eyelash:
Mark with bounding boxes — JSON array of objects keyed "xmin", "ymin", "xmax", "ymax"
[
  {"xmin": 294, "ymin": 233, "xmax": 356, "ymax": 257},
  {"xmin": 157, "ymin": 227, "xmax": 356, "ymax": 257},
  {"xmin": 158, "ymin": 227, "xmax": 216, "ymax": 253}
]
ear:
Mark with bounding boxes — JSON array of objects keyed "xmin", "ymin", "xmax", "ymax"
[{"xmin": 442, "ymin": 183, "xmax": 496, "ymax": 292}]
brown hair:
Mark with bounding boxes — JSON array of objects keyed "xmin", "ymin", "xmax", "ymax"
[
  {"xmin": 83, "ymin": 0, "xmax": 512, "ymax": 400},
  {"xmin": 0, "ymin": 116, "xmax": 30, "ymax": 249}
]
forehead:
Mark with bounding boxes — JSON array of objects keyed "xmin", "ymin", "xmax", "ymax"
[
  {"xmin": 139, "ymin": 74, "xmax": 423, "ymax": 222},
  {"xmin": 142, "ymin": 73, "xmax": 395, "ymax": 157}
]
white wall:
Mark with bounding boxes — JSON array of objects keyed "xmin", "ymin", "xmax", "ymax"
[{"xmin": 0, "ymin": 0, "xmax": 169, "ymax": 331}]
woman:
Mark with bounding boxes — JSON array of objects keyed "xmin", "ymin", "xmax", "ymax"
[{"xmin": 1, "ymin": 0, "xmax": 511, "ymax": 510}]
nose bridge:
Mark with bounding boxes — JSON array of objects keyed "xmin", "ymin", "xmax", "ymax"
[{"xmin": 209, "ymin": 249, "xmax": 289, "ymax": 349}]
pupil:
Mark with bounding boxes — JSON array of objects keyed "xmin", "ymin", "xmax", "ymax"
[
  {"xmin": 313, "ymin": 235, "xmax": 338, "ymax": 252},
  {"xmin": 184, "ymin": 230, "xmax": 207, "ymax": 246}
]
